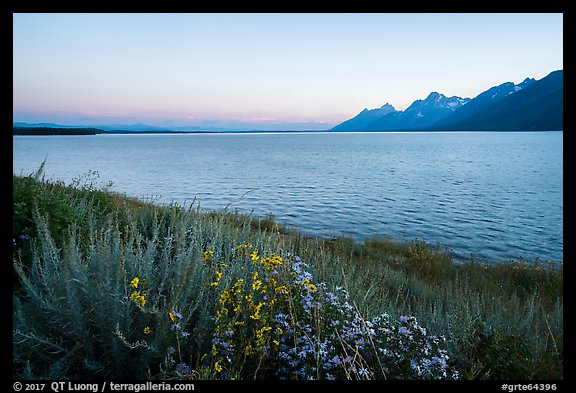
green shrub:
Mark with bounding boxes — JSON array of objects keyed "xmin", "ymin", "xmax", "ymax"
[{"xmin": 12, "ymin": 174, "xmax": 563, "ymax": 380}]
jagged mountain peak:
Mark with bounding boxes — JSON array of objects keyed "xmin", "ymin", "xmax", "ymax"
[{"xmin": 426, "ymin": 91, "xmax": 443, "ymax": 100}]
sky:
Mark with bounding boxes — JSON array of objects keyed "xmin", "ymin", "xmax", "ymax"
[{"xmin": 13, "ymin": 13, "xmax": 563, "ymax": 131}]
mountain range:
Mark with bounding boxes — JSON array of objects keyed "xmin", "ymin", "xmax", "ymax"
[
  {"xmin": 14, "ymin": 70, "xmax": 562, "ymax": 133},
  {"xmin": 332, "ymin": 70, "xmax": 562, "ymax": 132}
]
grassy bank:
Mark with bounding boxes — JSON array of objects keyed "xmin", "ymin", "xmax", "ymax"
[{"xmin": 12, "ymin": 169, "xmax": 563, "ymax": 380}]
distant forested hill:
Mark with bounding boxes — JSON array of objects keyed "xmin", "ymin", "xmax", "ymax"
[{"xmin": 13, "ymin": 127, "xmax": 106, "ymax": 135}]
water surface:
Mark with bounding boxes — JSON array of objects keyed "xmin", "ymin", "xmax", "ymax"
[{"xmin": 13, "ymin": 131, "xmax": 563, "ymax": 262}]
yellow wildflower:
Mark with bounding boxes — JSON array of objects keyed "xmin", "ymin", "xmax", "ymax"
[
  {"xmin": 273, "ymin": 340, "xmax": 280, "ymax": 346},
  {"xmin": 214, "ymin": 360, "xmax": 223, "ymax": 373},
  {"xmin": 308, "ymin": 284, "xmax": 317, "ymax": 293},
  {"xmin": 169, "ymin": 312, "xmax": 176, "ymax": 323},
  {"xmin": 250, "ymin": 250, "xmax": 259, "ymax": 263},
  {"xmin": 219, "ymin": 291, "xmax": 230, "ymax": 304},
  {"xmin": 210, "ymin": 269, "xmax": 223, "ymax": 287},
  {"xmin": 275, "ymin": 285, "xmax": 289, "ymax": 294},
  {"xmin": 252, "ymin": 280, "xmax": 262, "ymax": 291},
  {"xmin": 250, "ymin": 302, "xmax": 265, "ymax": 320},
  {"xmin": 130, "ymin": 277, "xmax": 140, "ymax": 288},
  {"xmin": 129, "ymin": 291, "xmax": 147, "ymax": 307},
  {"xmin": 143, "ymin": 326, "xmax": 151, "ymax": 335},
  {"xmin": 236, "ymin": 244, "xmax": 253, "ymax": 254},
  {"xmin": 202, "ymin": 250, "xmax": 214, "ymax": 262},
  {"xmin": 255, "ymin": 326, "xmax": 272, "ymax": 346}
]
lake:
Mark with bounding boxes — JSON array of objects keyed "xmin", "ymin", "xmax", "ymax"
[{"xmin": 12, "ymin": 131, "xmax": 563, "ymax": 263}]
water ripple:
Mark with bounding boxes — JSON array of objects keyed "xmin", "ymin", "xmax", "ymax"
[{"xmin": 13, "ymin": 132, "xmax": 563, "ymax": 262}]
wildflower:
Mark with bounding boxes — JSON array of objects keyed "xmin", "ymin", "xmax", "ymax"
[
  {"xmin": 210, "ymin": 272, "xmax": 222, "ymax": 287},
  {"xmin": 143, "ymin": 326, "xmax": 152, "ymax": 335},
  {"xmin": 307, "ymin": 284, "xmax": 317, "ymax": 293},
  {"xmin": 250, "ymin": 302, "xmax": 265, "ymax": 320},
  {"xmin": 130, "ymin": 277, "xmax": 140, "ymax": 288},
  {"xmin": 250, "ymin": 250, "xmax": 259, "ymax": 263},
  {"xmin": 19, "ymin": 234, "xmax": 31, "ymax": 241},
  {"xmin": 176, "ymin": 363, "xmax": 192, "ymax": 377},
  {"xmin": 252, "ymin": 280, "xmax": 262, "ymax": 291},
  {"xmin": 169, "ymin": 311, "xmax": 182, "ymax": 323},
  {"xmin": 275, "ymin": 285, "xmax": 289, "ymax": 295},
  {"xmin": 219, "ymin": 291, "xmax": 230, "ymax": 304},
  {"xmin": 129, "ymin": 291, "xmax": 146, "ymax": 307},
  {"xmin": 236, "ymin": 244, "xmax": 253, "ymax": 254},
  {"xmin": 202, "ymin": 250, "xmax": 214, "ymax": 262},
  {"xmin": 214, "ymin": 360, "xmax": 223, "ymax": 373},
  {"xmin": 398, "ymin": 326, "xmax": 411, "ymax": 336}
]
